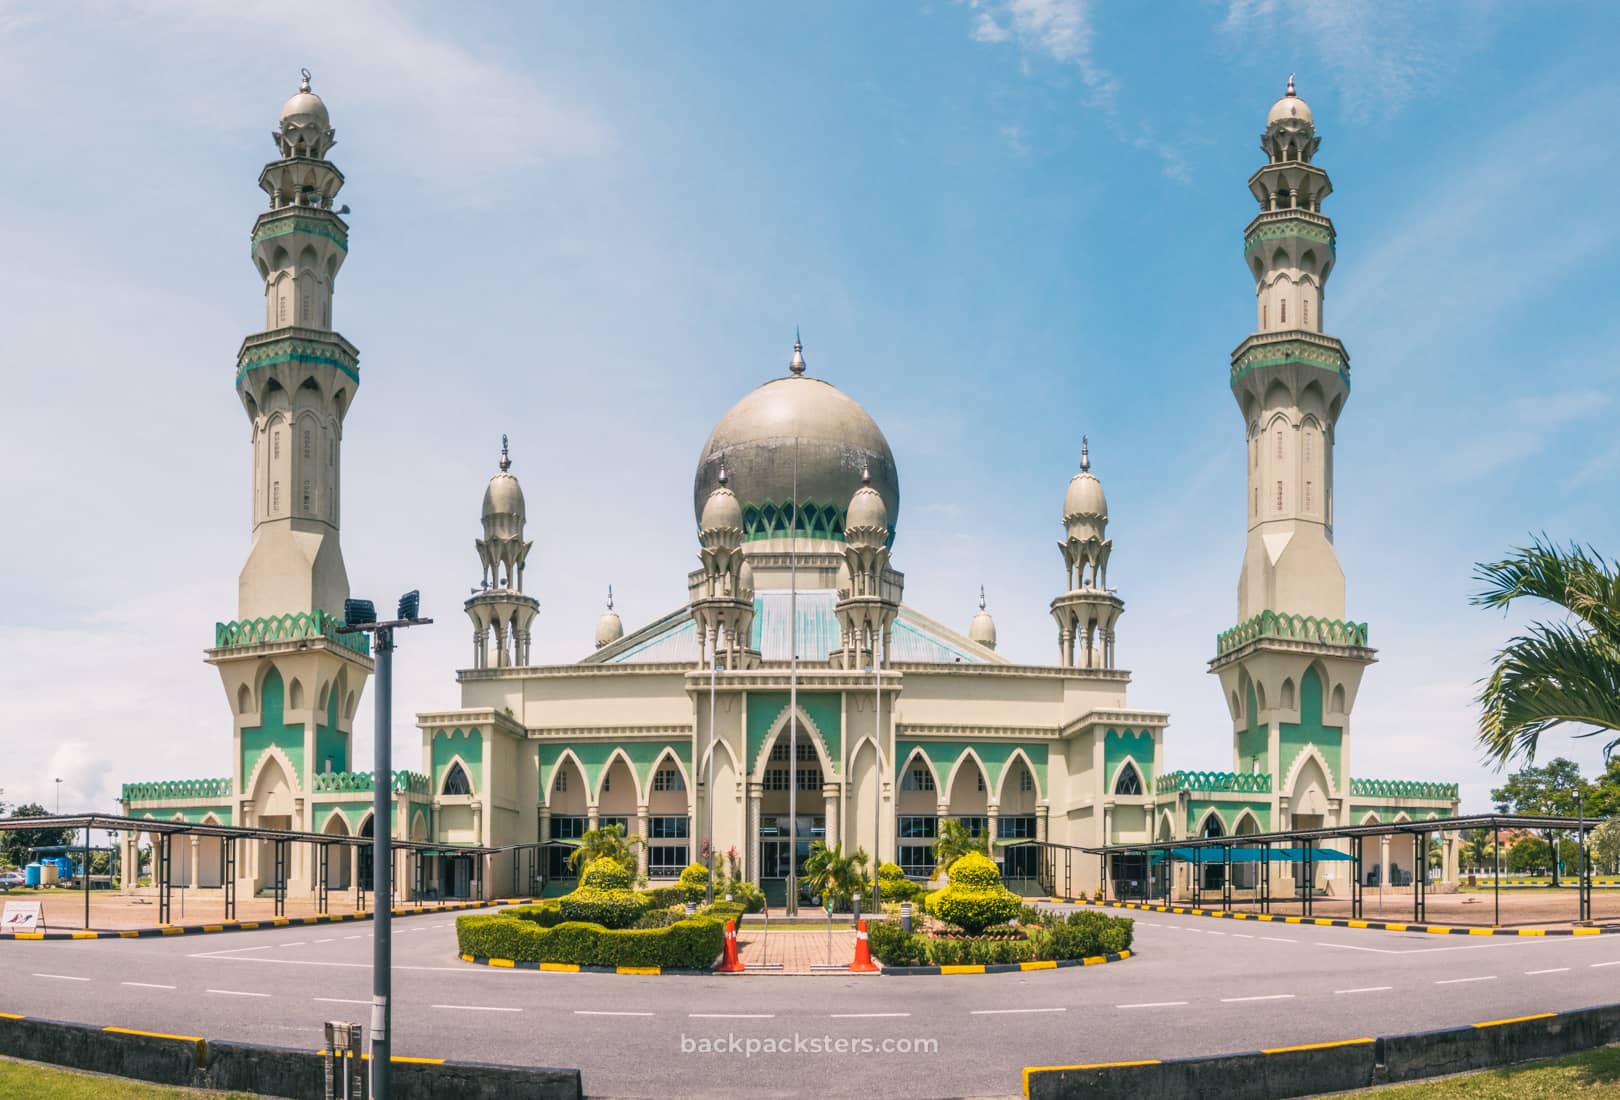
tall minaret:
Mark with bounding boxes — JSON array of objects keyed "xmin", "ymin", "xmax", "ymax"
[
  {"xmin": 208, "ymin": 75, "xmax": 373, "ymax": 869},
  {"xmin": 1210, "ymin": 78, "xmax": 1373, "ymax": 831},
  {"xmin": 466, "ymin": 435, "xmax": 539, "ymax": 668},
  {"xmin": 1051, "ymin": 438, "xmax": 1123, "ymax": 669},
  {"xmin": 235, "ymin": 69, "xmax": 358, "ymax": 620}
]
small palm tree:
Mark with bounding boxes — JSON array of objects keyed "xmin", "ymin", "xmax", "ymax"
[
  {"xmin": 801, "ymin": 842, "xmax": 870, "ymax": 909},
  {"xmin": 1473, "ymin": 537, "xmax": 1620, "ymax": 766},
  {"xmin": 565, "ymin": 823, "xmax": 643, "ymax": 876},
  {"xmin": 932, "ymin": 819, "xmax": 989, "ymax": 876}
]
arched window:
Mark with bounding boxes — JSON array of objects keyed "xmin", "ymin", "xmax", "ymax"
[
  {"xmin": 902, "ymin": 766, "xmax": 936, "ymax": 792},
  {"xmin": 553, "ymin": 770, "xmax": 568, "ymax": 793},
  {"xmin": 1114, "ymin": 763, "xmax": 1143, "ymax": 796},
  {"xmin": 442, "ymin": 762, "xmax": 471, "ymax": 796},
  {"xmin": 1201, "ymin": 815, "xmax": 1225, "ymax": 838}
]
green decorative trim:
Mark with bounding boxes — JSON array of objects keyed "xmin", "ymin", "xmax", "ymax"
[
  {"xmin": 1156, "ymin": 771, "xmax": 1272, "ymax": 795},
  {"xmin": 121, "ymin": 778, "xmax": 231, "ymax": 803},
  {"xmin": 235, "ymin": 334, "xmax": 359, "ymax": 386},
  {"xmin": 1350, "ymin": 778, "xmax": 1458, "ymax": 801},
  {"xmin": 310, "ymin": 770, "xmax": 428, "ymax": 795},
  {"xmin": 1244, "ymin": 218, "xmax": 1335, "ymax": 253},
  {"xmin": 1229, "ymin": 336, "xmax": 1348, "ymax": 388},
  {"xmin": 738, "ymin": 498, "xmax": 847, "ymax": 543},
  {"xmin": 215, "ymin": 610, "xmax": 370, "ymax": 658},
  {"xmin": 252, "ymin": 213, "xmax": 349, "ymax": 252},
  {"xmin": 1216, "ymin": 610, "xmax": 1368, "ymax": 656}
]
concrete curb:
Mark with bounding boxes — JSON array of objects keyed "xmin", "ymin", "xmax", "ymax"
[
  {"xmin": 458, "ymin": 952, "xmax": 712, "ymax": 976},
  {"xmin": 0, "ymin": 897, "xmax": 537, "ymax": 943},
  {"xmin": 1039, "ymin": 897, "xmax": 1617, "ymax": 937},
  {"xmin": 0, "ymin": 1010, "xmax": 581, "ymax": 1099},
  {"xmin": 1022, "ymin": 1001, "xmax": 1620, "ymax": 1099},
  {"xmin": 880, "ymin": 948, "xmax": 1133, "ymax": 976}
]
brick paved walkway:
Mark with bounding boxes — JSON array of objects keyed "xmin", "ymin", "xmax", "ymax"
[{"xmin": 736, "ymin": 928, "xmax": 864, "ymax": 974}]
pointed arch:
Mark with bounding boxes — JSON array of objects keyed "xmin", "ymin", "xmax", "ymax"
[
  {"xmin": 287, "ymin": 677, "xmax": 305, "ymax": 711},
  {"xmin": 1109, "ymin": 756, "xmax": 1146, "ymax": 797},
  {"xmin": 896, "ymin": 746, "xmax": 942, "ymax": 793},
  {"xmin": 1360, "ymin": 811, "xmax": 1382, "ymax": 825},
  {"xmin": 1232, "ymin": 809, "xmax": 1263, "ymax": 835},
  {"xmin": 942, "ymin": 746, "xmax": 991, "ymax": 798},
  {"xmin": 319, "ymin": 808, "xmax": 351, "ymax": 835},
  {"xmin": 943, "ymin": 748, "xmax": 991, "ymax": 815},
  {"xmin": 409, "ymin": 809, "xmax": 429, "ymax": 842},
  {"xmin": 1281, "ymin": 743, "xmax": 1339, "ymax": 800},
  {"xmin": 440, "ymin": 757, "xmax": 474, "ymax": 797},
  {"xmin": 547, "ymin": 748, "xmax": 589, "ymax": 811},
  {"xmin": 699, "ymin": 736, "xmax": 740, "ymax": 778},
  {"xmin": 1194, "ymin": 808, "xmax": 1227, "ymax": 837},
  {"xmin": 594, "ymin": 746, "xmax": 639, "ymax": 804},
  {"xmin": 244, "ymin": 743, "xmax": 300, "ymax": 808},
  {"xmin": 236, "ymin": 683, "xmax": 253, "ymax": 715},
  {"xmin": 1280, "ymin": 677, "xmax": 1296, "ymax": 710},
  {"xmin": 1157, "ymin": 811, "xmax": 1176, "ymax": 842},
  {"xmin": 994, "ymin": 747, "xmax": 1042, "ymax": 804},
  {"xmin": 646, "ymin": 745, "xmax": 693, "ymax": 801},
  {"xmin": 755, "ymin": 704, "xmax": 834, "ymax": 782}
]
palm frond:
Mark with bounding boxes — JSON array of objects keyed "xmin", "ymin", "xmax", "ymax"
[
  {"xmin": 1472, "ymin": 536, "xmax": 1620, "ymax": 641},
  {"xmin": 1477, "ymin": 620, "xmax": 1620, "ymax": 766}
]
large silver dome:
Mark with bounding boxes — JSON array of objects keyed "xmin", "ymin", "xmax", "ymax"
[{"xmin": 693, "ymin": 373, "xmax": 899, "ymax": 542}]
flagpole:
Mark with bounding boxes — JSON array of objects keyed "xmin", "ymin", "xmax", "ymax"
[{"xmin": 787, "ymin": 433, "xmax": 800, "ymax": 916}]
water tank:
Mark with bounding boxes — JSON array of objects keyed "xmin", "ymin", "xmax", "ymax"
[
  {"xmin": 39, "ymin": 862, "xmax": 59, "ymax": 885},
  {"xmin": 24, "ymin": 863, "xmax": 41, "ymax": 886},
  {"xmin": 55, "ymin": 858, "xmax": 75, "ymax": 880}
]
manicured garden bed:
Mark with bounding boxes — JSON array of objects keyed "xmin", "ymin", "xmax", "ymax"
[
  {"xmin": 865, "ymin": 852, "xmax": 1134, "ymax": 967},
  {"xmin": 456, "ymin": 857, "xmax": 747, "ymax": 969}
]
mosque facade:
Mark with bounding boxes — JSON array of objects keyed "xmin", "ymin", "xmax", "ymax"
[{"xmin": 118, "ymin": 75, "xmax": 1459, "ymax": 903}]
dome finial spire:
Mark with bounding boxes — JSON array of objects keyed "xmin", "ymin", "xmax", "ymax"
[
  {"xmin": 861, "ymin": 462, "xmax": 871, "ymax": 486},
  {"xmin": 1286, "ymin": 72, "xmax": 1296, "ymax": 97},
  {"xmin": 499, "ymin": 433, "xmax": 511, "ymax": 472},
  {"xmin": 717, "ymin": 461, "xmax": 728, "ymax": 487},
  {"xmin": 1080, "ymin": 435, "xmax": 1090, "ymax": 473},
  {"xmin": 606, "ymin": 584, "xmax": 614, "ymax": 611},
  {"xmin": 978, "ymin": 585, "xmax": 987, "ymax": 611},
  {"xmin": 789, "ymin": 328, "xmax": 806, "ymax": 375},
  {"xmin": 300, "ymin": 67, "xmax": 312, "ymax": 93}
]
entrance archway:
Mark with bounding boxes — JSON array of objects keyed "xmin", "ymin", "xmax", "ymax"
[{"xmin": 756, "ymin": 714, "xmax": 829, "ymax": 907}]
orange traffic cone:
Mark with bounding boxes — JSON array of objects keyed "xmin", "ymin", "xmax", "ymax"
[
  {"xmin": 850, "ymin": 919, "xmax": 879, "ymax": 972},
  {"xmin": 716, "ymin": 919, "xmax": 746, "ymax": 973}
]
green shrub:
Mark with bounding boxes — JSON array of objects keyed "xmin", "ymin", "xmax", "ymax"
[
  {"xmin": 633, "ymin": 904, "xmax": 685, "ymax": 930},
  {"xmin": 878, "ymin": 861, "xmax": 906, "ymax": 880},
  {"xmin": 639, "ymin": 885, "xmax": 685, "ymax": 908},
  {"xmin": 719, "ymin": 879, "xmax": 766, "ymax": 913},
  {"xmin": 455, "ymin": 910, "xmax": 728, "ymax": 969},
  {"xmin": 504, "ymin": 900, "xmax": 565, "ymax": 928},
  {"xmin": 1029, "ymin": 911, "xmax": 1134, "ymax": 961},
  {"xmin": 579, "ymin": 857, "xmax": 632, "ymax": 890},
  {"xmin": 929, "ymin": 853, "xmax": 1021, "ymax": 934},
  {"xmin": 867, "ymin": 920, "xmax": 930, "ymax": 967},
  {"xmin": 926, "ymin": 935, "xmax": 1033, "ymax": 966},
  {"xmin": 877, "ymin": 875, "xmax": 923, "ymax": 902},
  {"xmin": 679, "ymin": 862, "xmax": 712, "ymax": 903},
  {"xmin": 702, "ymin": 900, "xmax": 747, "ymax": 930},
  {"xmin": 1017, "ymin": 904, "xmax": 1046, "ymax": 927},
  {"xmin": 558, "ymin": 886, "xmax": 648, "ymax": 929}
]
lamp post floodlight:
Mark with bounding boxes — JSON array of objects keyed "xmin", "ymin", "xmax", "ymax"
[{"xmin": 338, "ymin": 590, "xmax": 432, "ymax": 1100}]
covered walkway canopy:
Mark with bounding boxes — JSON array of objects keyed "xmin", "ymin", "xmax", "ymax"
[{"xmin": 0, "ymin": 813, "xmax": 528, "ymax": 928}]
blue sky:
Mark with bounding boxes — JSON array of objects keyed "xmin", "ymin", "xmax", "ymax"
[{"xmin": 1, "ymin": 1, "xmax": 1617, "ymax": 816}]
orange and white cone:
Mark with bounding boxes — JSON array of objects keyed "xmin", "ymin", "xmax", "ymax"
[
  {"xmin": 716, "ymin": 919, "xmax": 746, "ymax": 973},
  {"xmin": 849, "ymin": 919, "xmax": 879, "ymax": 972}
]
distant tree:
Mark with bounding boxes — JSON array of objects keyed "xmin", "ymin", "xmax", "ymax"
[
  {"xmin": 565, "ymin": 823, "xmax": 642, "ymax": 878},
  {"xmin": 1473, "ymin": 538, "xmax": 1620, "ymax": 766},
  {"xmin": 1492, "ymin": 758, "xmax": 1592, "ymax": 886},
  {"xmin": 1508, "ymin": 835, "xmax": 1550, "ymax": 874},
  {"xmin": 1587, "ymin": 758, "xmax": 1620, "ymax": 820},
  {"xmin": 932, "ymin": 819, "xmax": 989, "ymax": 877},
  {"xmin": 1591, "ymin": 819, "xmax": 1620, "ymax": 875},
  {"xmin": 1461, "ymin": 829, "xmax": 1499, "ymax": 872},
  {"xmin": 0, "ymin": 804, "xmax": 74, "ymax": 869}
]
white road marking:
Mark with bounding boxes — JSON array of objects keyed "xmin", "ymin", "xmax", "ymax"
[
  {"xmin": 1526, "ymin": 968, "xmax": 1570, "ymax": 975},
  {"xmin": 121, "ymin": 982, "xmax": 176, "ymax": 990},
  {"xmin": 691, "ymin": 1013, "xmax": 775, "ymax": 1019},
  {"xmin": 1591, "ymin": 961, "xmax": 1620, "ymax": 968},
  {"xmin": 830, "ymin": 1012, "xmax": 911, "ymax": 1018},
  {"xmin": 1220, "ymin": 994, "xmax": 1295, "ymax": 1003},
  {"xmin": 1206, "ymin": 931, "xmax": 1226, "ymax": 936},
  {"xmin": 575, "ymin": 1010, "xmax": 655, "ymax": 1017},
  {"xmin": 207, "ymin": 989, "xmax": 270, "ymax": 998},
  {"xmin": 32, "ymin": 973, "xmax": 89, "ymax": 982},
  {"xmin": 1435, "ymin": 976, "xmax": 1496, "ymax": 985},
  {"xmin": 314, "ymin": 938, "xmax": 335, "ymax": 944},
  {"xmin": 344, "ymin": 935, "xmax": 362, "ymax": 940},
  {"xmin": 1232, "ymin": 934, "xmax": 1254, "ymax": 939},
  {"xmin": 1117, "ymin": 1001, "xmax": 1188, "ymax": 1009},
  {"xmin": 314, "ymin": 997, "xmax": 371, "ymax": 1005},
  {"xmin": 1260, "ymin": 937, "xmax": 1296, "ymax": 944},
  {"xmin": 1334, "ymin": 986, "xmax": 1392, "ymax": 994},
  {"xmin": 279, "ymin": 942, "xmax": 306, "ymax": 948},
  {"xmin": 971, "ymin": 1007, "xmax": 1066, "ymax": 1015},
  {"xmin": 433, "ymin": 1004, "xmax": 520, "ymax": 1013}
]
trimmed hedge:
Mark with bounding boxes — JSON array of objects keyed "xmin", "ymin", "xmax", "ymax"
[
  {"xmin": 679, "ymin": 863, "xmax": 711, "ymax": 903},
  {"xmin": 457, "ymin": 900, "xmax": 749, "ymax": 970},
  {"xmin": 558, "ymin": 887, "xmax": 647, "ymax": 929},
  {"xmin": 864, "ymin": 907, "xmax": 1134, "ymax": 967},
  {"xmin": 929, "ymin": 852, "xmax": 1022, "ymax": 934}
]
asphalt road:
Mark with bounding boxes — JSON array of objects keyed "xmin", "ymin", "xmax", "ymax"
[{"xmin": 4, "ymin": 905, "xmax": 1620, "ymax": 1098}]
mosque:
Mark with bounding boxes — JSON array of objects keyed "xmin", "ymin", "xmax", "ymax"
[{"xmin": 118, "ymin": 74, "xmax": 1460, "ymax": 903}]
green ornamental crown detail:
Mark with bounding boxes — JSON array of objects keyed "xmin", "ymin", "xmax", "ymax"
[
  {"xmin": 311, "ymin": 770, "xmax": 429, "ymax": 795},
  {"xmin": 121, "ymin": 778, "xmax": 231, "ymax": 803},
  {"xmin": 215, "ymin": 610, "xmax": 371, "ymax": 658},
  {"xmin": 1216, "ymin": 610, "xmax": 1369, "ymax": 655},
  {"xmin": 236, "ymin": 330, "xmax": 360, "ymax": 386},
  {"xmin": 1350, "ymin": 777, "xmax": 1458, "ymax": 801},
  {"xmin": 1229, "ymin": 332, "xmax": 1349, "ymax": 387},
  {"xmin": 251, "ymin": 210, "xmax": 349, "ymax": 252},
  {"xmin": 1244, "ymin": 216, "xmax": 1335, "ymax": 254},
  {"xmin": 1156, "ymin": 770, "xmax": 1272, "ymax": 795}
]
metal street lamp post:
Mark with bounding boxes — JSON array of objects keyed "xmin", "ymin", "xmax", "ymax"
[
  {"xmin": 339, "ymin": 590, "xmax": 431, "ymax": 1100},
  {"xmin": 55, "ymin": 778, "xmax": 62, "ymax": 814},
  {"xmin": 706, "ymin": 649, "xmax": 724, "ymax": 905}
]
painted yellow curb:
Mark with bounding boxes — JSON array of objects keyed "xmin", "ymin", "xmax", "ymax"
[
  {"xmin": 1019, "ymin": 960, "xmax": 1057, "ymax": 971},
  {"xmin": 1474, "ymin": 1013, "xmax": 1556, "ymax": 1029},
  {"xmin": 940, "ymin": 964, "xmax": 985, "ymax": 975},
  {"xmin": 105, "ymin": 1025, "xmax": 205, "ymax": 1043},
  {"xmin": 540, "ymin": 962, "xmax": 581, "ymax": 973},
  {"xmin": 617, "ymin": 966, "xmax": 661, "ymax": 975},
  {"xmin": 1263, "ymin": 1038, "xmax": 1373, "ymax": 1054}
]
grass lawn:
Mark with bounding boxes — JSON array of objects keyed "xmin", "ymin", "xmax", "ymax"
[
  {"xmin": 0, "ymin": 1057, "xmax": 260, "ymax": 1099},
  {"xmin": 1329, "ymin": 1045, "xmax": 1620, "ymax": 1098}
]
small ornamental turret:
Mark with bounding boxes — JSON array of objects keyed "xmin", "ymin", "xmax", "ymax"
[
  {"xmin": 1051, "ymin": 437, "xmax": 1124, "ymax": 669},
  {"xmin": 466, "ymin": 435, "xmax": 539, "ymax": 669},
  {"xmin": 834, "ymin": 465, "xmax": 901, "ymax": 670},
  {"xmin": 969, "ymin": 587, "xmax": 997, "ymax": 651},
  {"xmin": 595, "ymin": 587, "xmax": 624, "ymax": 650},
  {"xmin": 688, "ymin": 464, "xmax": 757, "ymax": 668}
]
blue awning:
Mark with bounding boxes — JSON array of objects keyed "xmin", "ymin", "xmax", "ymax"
[{"xmin": 1146, "ymin": 847, "xmax": 1356, "ymax": 865}]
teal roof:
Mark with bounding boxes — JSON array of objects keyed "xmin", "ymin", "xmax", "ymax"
[{"xmin": 589, "ymin": 589, "xmax": 995, "ymax": 665}]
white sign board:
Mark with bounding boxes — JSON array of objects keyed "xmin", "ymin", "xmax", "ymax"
[{"xmin": 1, "ymin": 901, "xmax": 43, "ymax": 932}]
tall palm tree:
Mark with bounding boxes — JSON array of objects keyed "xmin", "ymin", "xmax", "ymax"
[
  {"xmin": 565, "ymin": 822, "xmax": 643, "ymax": 876},
  {"xmin": 1474, "ymin": 537, "xmax": 1620, "ymax": 766},
  {"xmin": 932, "ymin": 818, "xmax": 989, "ymax": 877},
  {"xmin": 801, "ymin": 842, "xmax": 870, "ymax": 909}
]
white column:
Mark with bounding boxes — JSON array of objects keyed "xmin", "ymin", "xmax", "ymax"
[{"xmin": 635, "ymin": 805, "xmax": 650, "ymax": 881}]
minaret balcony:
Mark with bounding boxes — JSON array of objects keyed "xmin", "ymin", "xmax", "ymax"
[
  {"xmin": 252, "ymin": 206, "xmax": 349, "ymax": 253},
  {"xmin": 237, "ymin": 326, "xmax": 360, "ymax": 386},
  {"xmin": 1243, "ymin": 209, "xmax": 1334, "ymax": 255},
  {"xmin": 210, "ymin": 609, "xmax": 373, "ymax": 661},
  {"xmin": 1210, "ymin": 610, "xmax": 1370, "ymax": 669},
  {"xmin": 1229, "ymin": 330, "xmax": 1349, "ymax": 389}
]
